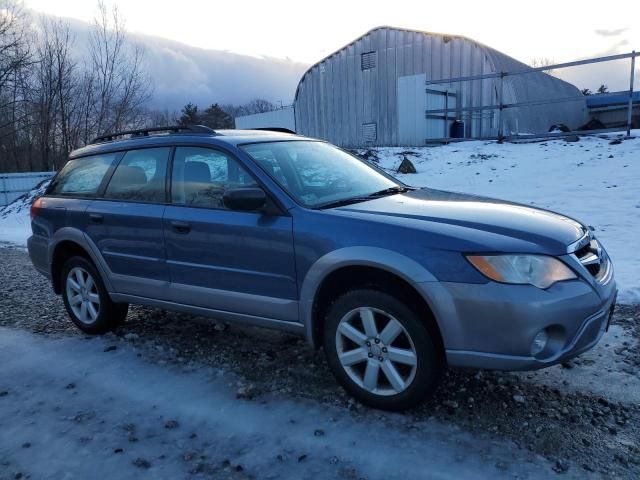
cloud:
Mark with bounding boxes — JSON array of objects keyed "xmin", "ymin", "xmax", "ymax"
[
  {"xmin": 594, "ymin": 28, "xmax": 628, "ymax": 37},
  {"xmin": 590, "ymin": 38, "xmax": 631, "ymax": 58},
  {"xmin": 134, "ymin": 33, "xmax": 309, "ymax": 109},
  {"xmin": 36, "ymin": 12, "xmax": 309, "ymax": 111}
]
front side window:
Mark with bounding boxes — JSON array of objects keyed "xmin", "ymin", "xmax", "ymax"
[
  {"xmin": 104, "ymin": 147, "xmax": 170, "ymax": 203},
  {"xmin": 48, "ymin": 154, "xmax": 118, "ymax": 197},
  {"xmin": 171, "ymin": 147, "xmax": 257, "ymax": 209},
  {"xmin": 242, "ymin": 141, "xmax": 400, "ymax": 208}
]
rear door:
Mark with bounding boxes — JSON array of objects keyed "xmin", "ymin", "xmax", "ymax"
[
  {"xmin": 32, "ymin": 153, "xmax": 119, "ymax": 269},
  {"xmin": 163, "ymin": 146, "xmax": 298, "ymax": 322},
  {"xmin": 84, "ymin": 147, "xmax": 171, "ymax": 298}
]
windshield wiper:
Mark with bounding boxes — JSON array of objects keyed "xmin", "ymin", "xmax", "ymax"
[
  {"xmin": 316, "ymin": 186, "xmax": 414, "ymax": 210},
  {"xmin": 364, "ymin": 186, "xmax": 414, "ymax": 198}
]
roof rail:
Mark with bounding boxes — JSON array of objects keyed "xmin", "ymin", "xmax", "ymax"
[
  {"xmin": 90, "ymin": 125, "xmax": 216, "ymax": 144},
  {"xmin": 252, "ymin": 127, "xmax": 296, "ymax": 134}
]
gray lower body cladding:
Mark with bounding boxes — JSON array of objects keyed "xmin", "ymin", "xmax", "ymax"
[{"xmin": 420, "ymin": 278, "xmax": 617, "ymax": 370}]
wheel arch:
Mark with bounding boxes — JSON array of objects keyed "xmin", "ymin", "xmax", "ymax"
[
  {"xmin": 49, "ymin": 228, "xmax": 113, "ymax": 294},
  {"xmin": 299, "ymin": 247, "xmax": 444, "ymax": 352}
]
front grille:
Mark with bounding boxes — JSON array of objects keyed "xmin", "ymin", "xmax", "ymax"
[
  {"xmin": 571, "ymin": 235, "xmax": 610, "ymax": 282},
  {"xmin": 586, "ymin": 263, "xmax": 600, "ymax": 276},
  {"xmin": 574, "ymin": 244, "xmax": 591, "ymax": 260}
]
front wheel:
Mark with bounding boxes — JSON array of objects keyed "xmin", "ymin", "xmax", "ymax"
[
  {"xmin": 323, "ymin": 289, "xmax": 443, "ymax": 410},
  {"xmin": 61, "ymin": 256, "xmax": 128, "ymax": 334}
]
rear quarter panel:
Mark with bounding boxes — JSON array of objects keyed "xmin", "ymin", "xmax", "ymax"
[{"xmin": 29, "ymin": 196, "xmax": 93, "ymax": 279}]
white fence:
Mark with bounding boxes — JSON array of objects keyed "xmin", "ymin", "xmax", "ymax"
[
  {"xmin": 235, "ymin": 106, "xmax": 296, "ymax": 131},
  {"xmin": 0, "ymin": 171, "xmax": 55, "ymax": 206}
]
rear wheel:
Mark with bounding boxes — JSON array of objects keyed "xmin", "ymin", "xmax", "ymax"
[
  {"xmin": 61, "ymin": 256, "xmax": 128, "ymax": 334},
  {"xmin": 323, "ymin": 289, "xmax": 443, "ymax": 410}
]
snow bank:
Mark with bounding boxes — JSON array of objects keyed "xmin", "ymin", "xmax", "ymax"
[
  {"xmin": 0, "ymin": 178, "xmax": 50, "ymax": 218},
  {"xmin": 0, "ymin": 179, "xmax": 49, "ymax": 246},
  {"xmin": 362, "ymin": 132, "xmax": 639, "ymax": 304}
]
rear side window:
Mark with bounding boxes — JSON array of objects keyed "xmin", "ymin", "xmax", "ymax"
[
  {"xmin": 104, "ymin": 148, "xmax": 170, "ymax": 203},
  {"xmin": 48, "ymin": 154, "xmax": 117, "ymax": 197},
  {"xmin": 171, "ymin": 147, "xmax": 257, "ymax": 209}
]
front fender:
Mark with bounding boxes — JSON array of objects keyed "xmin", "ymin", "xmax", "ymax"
[{"xmin": 298, "ymin": 246, "xmax": 438, "ymax": 345}]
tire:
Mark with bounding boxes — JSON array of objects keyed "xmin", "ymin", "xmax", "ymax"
[
  {"xmin": 323, "ymin": 289, "xmax": 443, "ymax": 411},
  {"xmin": 61, "ymin": 256, "xmax": 128, "ymax": 334}
]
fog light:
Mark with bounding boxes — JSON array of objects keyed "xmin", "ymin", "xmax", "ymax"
[{"xmin": 530, "ymin": 330, "xmax": 548, "ymax": 356}]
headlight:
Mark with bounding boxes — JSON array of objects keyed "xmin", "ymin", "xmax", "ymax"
[{"xmin": 466, "ymin": 254, "xmax": 576, "ymax": 289}]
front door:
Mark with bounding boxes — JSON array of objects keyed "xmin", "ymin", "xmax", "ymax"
[
  {"xmin": 85, "ymin": 147, "xmax": 171, "ymax": 298},
  {"xmin": 163, "ymin": 146, "xmax": 298, "ymax": 322}
]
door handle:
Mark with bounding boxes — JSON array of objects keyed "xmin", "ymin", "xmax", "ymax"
[
  {"xmin": 89, "ymin": 213, "xmax": 104, "ymax": 223},
  {"xmin": 170, "ymin": 220, "xmax": 191, "ymax": 234}
]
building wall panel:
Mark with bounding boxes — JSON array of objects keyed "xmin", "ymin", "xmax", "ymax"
[{"xmin": 293, "ymin": 27, "xmax": 588, "ymax": 147}]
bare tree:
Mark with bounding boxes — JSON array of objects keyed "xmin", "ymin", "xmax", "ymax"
[
  {"xmin": 221, "ymin": 98, "xmax": 280, "ymax": 122},
  {"xmin": 50, "ymin": 19, "xmax": 77, "ymax": 157},
  {"xmin": 529, "ymin": 57, "xmax": 556, "ymax": 75},
  {"xmin": 77, "ymin": 68, "xmax": 97, "ymax": 145},
  {"xmin": 24, "ymin": 16, "xmax": 82, "ymax": 170},
  {"xmin": 0, "ymin": 0, "xmax": 30, "ymax": 97},
  {"xmin": 146, "ymin": 107, "xmax": 178, "ymax": 127},
  {"xmin": 0, "ymin": 2, "xmax": 155, "ymax": 173},
  {"xmin": 245, "ymin": 98, "xmax": 277, "ymax": 114},
  {"xmin": 0, "ymin": 0, "xmax": 31, "ymax": 172},
  {"xmin": 32, "ymin": 18, "xmax": 62, "ymax": 170},
  {"xmin": 87, "ymin": 1, "xmax": 151, "ymax": 136}
]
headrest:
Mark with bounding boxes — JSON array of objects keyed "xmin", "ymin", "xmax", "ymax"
[
  {"xmin": 112, "ymin": 165, "xmax": 147, "ymax": 187},
  {"xmin": 184, "ymin": 161, "xmax": 211, "ymax": 183}
]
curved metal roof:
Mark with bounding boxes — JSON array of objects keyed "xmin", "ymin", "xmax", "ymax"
[
  {"xmin": 294, "ymin": 25, "xmax": 580, "ymax": 101},
  {"xmin": 295, "ymin": 26, "xmax": 505, "ymax": 102}
]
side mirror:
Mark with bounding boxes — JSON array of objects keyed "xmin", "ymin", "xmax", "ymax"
[{"xmin": 223, "ymin": 187, "xmax": 267, "ymax": 211}]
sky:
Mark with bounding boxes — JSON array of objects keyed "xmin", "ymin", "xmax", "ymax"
[{"xmin": 25, "ymin": 0, "xmax": 640, "ymax": 65}]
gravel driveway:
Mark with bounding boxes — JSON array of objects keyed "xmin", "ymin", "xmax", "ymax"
[{"xmin": 0, "ymin": 245, "xmax": 638, "ymax": 478}]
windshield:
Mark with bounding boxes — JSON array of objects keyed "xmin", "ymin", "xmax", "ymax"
[{"xmin": 241, "ymin": 141, "xmax": 401, "ymax": 208}]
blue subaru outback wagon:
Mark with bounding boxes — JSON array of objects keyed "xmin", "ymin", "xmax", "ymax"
[{"xmin": 28, "ymin": 125, "xmax": 617, "ymax": 410}]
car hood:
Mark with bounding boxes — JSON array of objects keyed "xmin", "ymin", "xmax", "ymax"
[{"xmin": 336, "ymin": 188, "xmax": 586, "ymax": 254}]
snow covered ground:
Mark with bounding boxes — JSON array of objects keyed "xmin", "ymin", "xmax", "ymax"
[
  {"xmin": 0, "ymin": 131, "xmax": 638, "ymax": 302},
  {"xmin": 0, "ymin": 212, "xmax": 31, "ymax": 246},
  {"xmin": 0, "ymin": 327, "xmax": 561, "ymax": 479}
]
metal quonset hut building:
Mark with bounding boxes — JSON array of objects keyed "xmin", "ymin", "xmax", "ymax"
[{"xmin": 293, "ymin": 26, "xmax": 588, "ymax": 147}]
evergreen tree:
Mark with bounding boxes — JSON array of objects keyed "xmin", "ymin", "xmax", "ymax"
[
  {"xmin": 200, "ymin": 103, "xmax": 234, "ymax": 129},
  {"xmin": 177, "ymin": 102, "xmax": 200, "ymax": 126},
  {"xmin": 597, "ymin": 84, "xmax": 608, "ymax": 94}
]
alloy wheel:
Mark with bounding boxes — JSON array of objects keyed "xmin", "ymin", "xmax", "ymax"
[
  {"xmin": 335, "ymin": 307, "xmax": 418, "ymax": 396},
  {"xmin": 66, "ymin": 267, "xmax": 100, "ymax": 324}
]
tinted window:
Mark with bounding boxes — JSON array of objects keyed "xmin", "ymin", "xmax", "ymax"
[
  {"xmin": 104, "ymin": 148, "xmax": 170, "ymax": 203},
  {"xmin": 48, "ymin": 154, "xmax": 117, "ymax": 196},
  {"xmin": 171, "ymin": 147, "xmax": 257, "ymax": 209}
]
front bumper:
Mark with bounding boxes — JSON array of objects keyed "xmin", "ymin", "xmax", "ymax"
[{"xmin": 419, "ymin": 273, "xmax": 617, "ymax": 371}]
